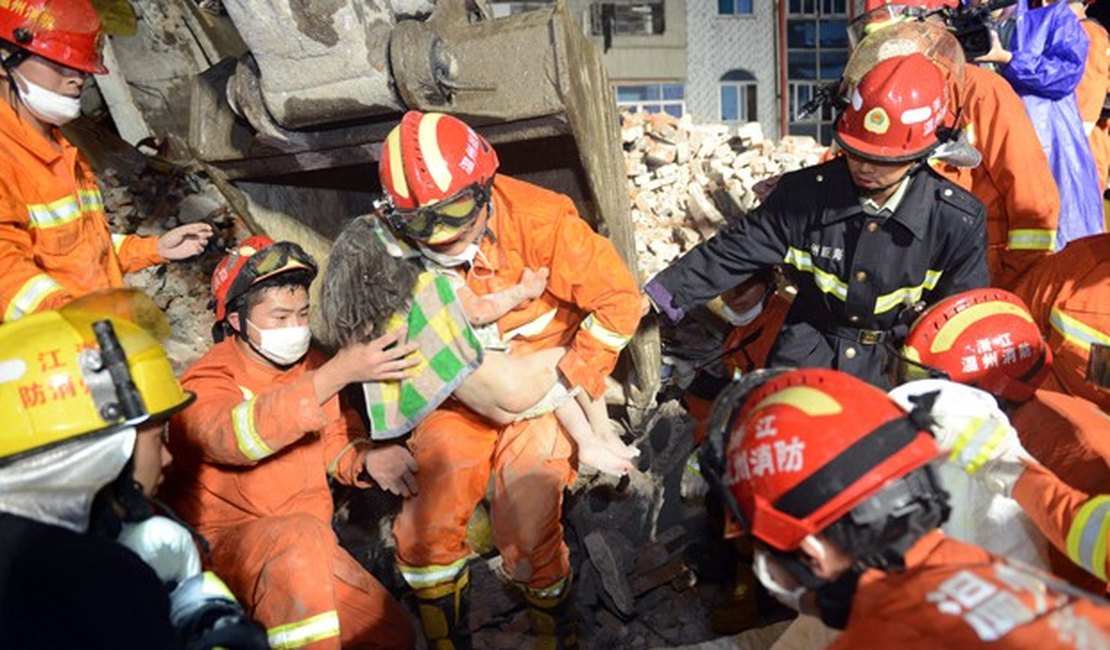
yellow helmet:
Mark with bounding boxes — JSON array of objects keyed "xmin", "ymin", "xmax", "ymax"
[{"xmin": 0, "ymin": 290, "xmax": 193, "ymax": 463}]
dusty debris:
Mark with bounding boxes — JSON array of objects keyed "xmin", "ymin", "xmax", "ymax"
[{"xmin": 623, "ymin": 112, "xmax": 826, "ymax": 279}]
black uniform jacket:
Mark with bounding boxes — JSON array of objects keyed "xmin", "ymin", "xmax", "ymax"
[
  {"xmin": 0, "ymin": 512, "xmax": 180, "ymax": 649},
  {"xmin": 645, "ymin": 156, "xmax": 989, "ymax": 388}
]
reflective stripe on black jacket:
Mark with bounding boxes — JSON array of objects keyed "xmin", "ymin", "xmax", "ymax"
[{"xmin": 645, "ymin": 156, "xmax": 989, "ymax": 388}]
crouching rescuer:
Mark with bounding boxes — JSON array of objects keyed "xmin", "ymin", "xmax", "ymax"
[{"xmin": 698, "ymin": 367, "xmax": 1110, "ymax": 647}]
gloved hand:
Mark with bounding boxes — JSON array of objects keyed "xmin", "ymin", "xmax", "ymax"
[
  {"xmin": 117, "ymin": 515, "xmax": 202, "ymax": 587},
  {"xmin": 680, "ymin": 450, "xmax": 710, "ymax": 502},
  {"xmin": 889, "ymin": 379, "xmax": 1033, "ymax": 497},
  {"xmin": 170, "ymin": 572, "xmax": 269, "ymax": 650}
]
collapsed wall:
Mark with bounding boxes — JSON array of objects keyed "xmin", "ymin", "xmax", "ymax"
[{"xmin": 621, "ymin": 111, "xmax": 827, "ymax": 279}]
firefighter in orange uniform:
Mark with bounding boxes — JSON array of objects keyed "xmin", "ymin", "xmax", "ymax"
[
  {"xmin": 1013, "ymin": 234, "xmax": 1110, "ymax": 414},
  {"xmin": 699, "ymin": 367, "xmax": 1110, "ymax": 648},
  {"xmin": 162, "ymin": 237, "xmax": 419, "ymax": 650},
  {"xmin": 895, "ymin": 287, "xmax": 1110, "ymax": 591},
  {"xmin": 379, "ymin": 110, "xmax": 641, "ymax": 649},
  {"xmin": 1074, "ymin": 0, "xmax": 1110, "ymax": 194},
  {"xmin": 0, "ymin": 0, "xmax": 212, "ymax": 322},
  {"xmin": 856, "ymin": 1, "xmax": 1061, "ymax": 288}
]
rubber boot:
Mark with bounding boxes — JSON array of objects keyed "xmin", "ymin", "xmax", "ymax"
[
  {"xmin": 524, "ymin": 575, "xmax": 578, "ymax": 650},
  {"xmin": 413, "ymin": 567, "xmax": 472, "ymax": 650}
]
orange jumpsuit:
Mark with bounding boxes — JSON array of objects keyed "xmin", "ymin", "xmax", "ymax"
[
  {"xmin": 1014, "ymin": 463, "xmax": 1110, "ymax": 589},
  {"xmin": 391, "ymin": 175, "xmax": 641, "ymax": 593},
  {"xmin": 0, "ymin": 99, "xmax": 162, "ymax": 322},
  {"xmin": 1011, "ymin": 389, "xmax": 1110, "ymax": 593},
  {"xmin": 1013, "ymin": 234, "xmax": 1110, "ymax": 414},
  {"xmin": 163, "ymin": 340, "xmax": 414, "ymax": 650},
  {"xmin": 830, "ymin": 530, "xmax": 1110, "ymax": 649},
  {"xmin": 1077, "ymin": 18, "xmax": 1110, "ymax": 195},
  {"xmin": 685, "ymin": 291, "xmax": 791, "ymax": 445},
  {"xmin": 935, "ymin": 66, "xmax": 1061, "ymax": 289}
]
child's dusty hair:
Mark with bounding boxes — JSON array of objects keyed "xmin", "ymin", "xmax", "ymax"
[{"xmin": 319, "ymin": 215, "xmax": 419, "ymax": 348}]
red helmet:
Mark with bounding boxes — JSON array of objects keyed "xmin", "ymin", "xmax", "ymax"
[
  {"xmin": 899, "ymin": 289, "xmax": 1051, "ymax": 403},
  {"xmin": 0, "ymin": 0, "xmax": 106, "ymax": 74},
  {"xmin": 379, "ymin": 111, "xmax": 499, "ymax": 244},
  {"xmin": 722, "ymin": 369, "xmax": 940, "ymax": 552},
  {"xmin": 863, "ymin": 0, "xmax": 957, "ymax": 10},
  {"xmin": 211, "ymin": 236, "xmax": 317, "ymax": 323},
  {"xmin": 835, "ymin": 53, "xmax": 950, "ymax": 162}
]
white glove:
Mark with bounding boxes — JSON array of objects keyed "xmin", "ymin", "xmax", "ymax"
[
  {"xmin": 680, "ymin": 451, "xmax": 710, "ymax": 502},
  {"xmin": 889, "ymin": 379, "xmax": 1032, "ymax": 497},
  {"xmin": 117, "ymin": 515, "xmax": 203, "ymax": 587}
]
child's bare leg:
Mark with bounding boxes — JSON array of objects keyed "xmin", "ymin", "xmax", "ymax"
[
  {"xmin": 452, "ymin": 348, "xmax": 566, "ymax": 423},
  {"xmin": 575, "ymin": 390, "xmax": 639, "ymax": 459},
  {"xmin": 555, "ymin": 399, "xmax": 635, "ymax": 477}
]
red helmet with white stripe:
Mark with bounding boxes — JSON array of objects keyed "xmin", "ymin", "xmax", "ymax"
[{"xmin": 835, "ymin": 52, "xmax": 950, "ymax": 162}]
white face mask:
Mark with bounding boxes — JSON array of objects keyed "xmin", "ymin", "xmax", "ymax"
[
  {"xmin": 418, "ymin": 242, "xmax": 480, "ymax": 268},
  {"xmin": 247, "ymin": 320, "xmax": 311, "ymax": 365},
  {"xmin": 753, "ymin": 549, "xmax": 808, "ymax": 612},
  {"xmin": 721, "ymin": 300, "xmax": 765, "ymax": 327},
  {"xmin": 14, "ymin": 72, "xmax": 82, "ymax": 126}
]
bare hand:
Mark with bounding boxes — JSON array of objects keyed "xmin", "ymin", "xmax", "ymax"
[
  {"xmin": 519, "ymin": 267, "xmax": 550, "ymax": 301},
  {"xmin": 336, "ymin": 328, "xmax": 421, "ymax": 384},
  {"xmin": 640, "ymin": 292, "xmax": 654, "ymax": 317},
  {"xmin": 157, "ymin": 223, "xmax": 214, "ymax": 261},
  {"xmin": 364, "ymin": 444, "xmax": 418, "ymax": 497},
  {"xmin": 974, "ymin": 30, "xmax": 1012, "ymax": 65}
]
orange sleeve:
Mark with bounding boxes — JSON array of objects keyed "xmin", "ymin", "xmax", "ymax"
[
  {"xmin": 530, "ymin": 198, "xmax": 642, "ymax": 399},
  {"xmin": 323, "ymin": 395, "xmax": 375, "ymax": 488},
  {"xmin": 1012, "ymin": 463, "xmax": 1108, "ymax": 581},
  {"xmin": 0, "ymin": 175, "xmax": 71, "ymax": 321},
  {"xmin": 176, "ymin": 361, "xmax": 335, "ymax": 466},
  {"xmin": 1011, "ymin": 251, "xmax": 1067, "ymax": 335},
  {"xmin": 972, "ymin": 70, "xmax": 1061, "ymax": 283},
  {"xmin": 115, "ymin": 234, "xmax": 164, "ymax": 274}
]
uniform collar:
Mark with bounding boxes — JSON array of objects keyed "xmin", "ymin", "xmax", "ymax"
[
  {"xmin": 819, "ymin": 161, "xmax": 929, "ymax": 241},
  {"xmin": 859, "ymin": 175, "xmax": 911, "ymax": 216},
  {"xmin": 0, "ymin": 94, "xmax": 66, "ymax": 165}
]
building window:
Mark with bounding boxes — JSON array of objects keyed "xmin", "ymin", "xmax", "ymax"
[
  {"xmin": 615, "ymin": 83, "xmax": 685, "ymax": 118},
  {"xmin": 717, "ymin": 0, "xmax": 753, "ymax": 16},
  {"xmin": 590, "ymin": 1, "xmax": 665, "ymax": 37},
  {"xmin": 786, "ymin": 0, "xmax": 849, "ymax": 144},
  {"xmin": 719, "ymin": 69, "xmax": 757, "ymax": 122}
]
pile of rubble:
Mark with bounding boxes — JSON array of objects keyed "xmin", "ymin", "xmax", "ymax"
[{"xmin": 622, "ymin": 112, "xmax": 827, "ymax": 279}]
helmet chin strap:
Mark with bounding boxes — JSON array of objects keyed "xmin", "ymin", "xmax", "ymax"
[{"xmin": 854, "ymin": 160, "xmax": 924, "ymax": 199}]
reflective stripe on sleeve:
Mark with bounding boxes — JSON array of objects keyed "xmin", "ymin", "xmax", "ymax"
[
  {"xmin": 267, "ymin": 610, "xmax": 341, "ymax": 650},
  {"xmin": 1050, "ymin": 308, "xmax": 1110, "ymax": 350},
  {"xmin": 783, "ymin": 247, "xmax": 848, "ymax": 301},
  {"xmin": 231, "ymin": 397, "xmax": 275, "ymax": 461},
  {"xmin": 1066, "ymin": 495, "xmax": 1110, "ymax": 581},
  {"xmin": 580, "ymin": 313, "xmax": 631, "ymax": 351},
  {"xmin": 78, "ymin": 188, "xmax": 104, "ymax": 212},
  {"xmin": 1007, "ymin": 229, "xmax": 1057, "ymax": 251},
  {"xmin": 873, "ymin": 269, "xmax": 943, "ymax": 315},
  {"xmin": 4, "ymin": 274, "xmax": 64, "ymax": 321},
  {"xmin": 26, "ymin": 195, "xmax": 81, "ymax": 229},
  {"xmin": 398, "ymin": 557, "xmax": 470, "ymax": 590}
]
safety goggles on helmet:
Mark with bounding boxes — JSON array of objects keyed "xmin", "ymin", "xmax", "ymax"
[
  {"xmin": 384, "ymin": 180, "xmax": 492, "ymax": 244},
  {"xmin": 849, "ymin": 5, "xmax": 930, "ymax": 49},
  {"xmin": 222, "ymin": 242, "xmax": 317, "ymax": 315}
]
